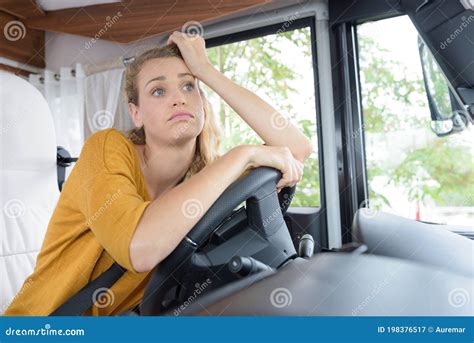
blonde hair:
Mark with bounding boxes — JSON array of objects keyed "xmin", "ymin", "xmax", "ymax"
[{"xmin": 124, "ymin": 44, "xmax": 222, "ymax": 180}]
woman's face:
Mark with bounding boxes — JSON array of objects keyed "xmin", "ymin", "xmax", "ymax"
[{"xmin": 131, "ymin": 57, "xmax": 205, "ymax": 145}]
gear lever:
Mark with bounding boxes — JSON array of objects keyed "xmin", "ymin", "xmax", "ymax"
[{"xmin": 298, "ymin": 234, "xmax": 314, "ymax": 259}]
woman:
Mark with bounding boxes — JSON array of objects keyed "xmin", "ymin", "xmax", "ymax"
[{"xmin": 5, "ymin": 32, "xmax": 312, "ymax": 316}]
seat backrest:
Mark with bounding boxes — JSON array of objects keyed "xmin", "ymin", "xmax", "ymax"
[
  {"xmin": 0, "ymin": 71, "xmax": 59, "ymax": 313},
  {"xmin": 352, "ymin": 208, "xmax": 474, "ymax": 278}
]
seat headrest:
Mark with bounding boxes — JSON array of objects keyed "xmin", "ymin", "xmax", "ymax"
[{"xmin": 0, "ymin": 71, "xmax": 57, "ymax": 170}]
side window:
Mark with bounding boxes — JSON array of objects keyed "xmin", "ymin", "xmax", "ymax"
[
  {"xmin": 205, "ymin": 23, "xmax": 320, "ymax": 207},
  {"xmin": 357, "ymin": 15, "xmax": 473, "ymax": 227}
]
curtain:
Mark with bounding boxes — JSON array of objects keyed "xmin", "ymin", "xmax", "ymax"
[
  {"xmin": 28, "ymin": 62, "xmax": 134, "ymax": 159},
  {"xmin": 28, "ymin": 64, "xmax": 85, "ymax": 158},
  {"xmin": 83, "ymin": 68, "xmax": 134, "ymax": 139}
]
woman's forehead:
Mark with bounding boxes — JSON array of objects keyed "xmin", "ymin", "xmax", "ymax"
[{"xmin": 139, "ymin": 57, "xmax": 192, "ymax": 85}]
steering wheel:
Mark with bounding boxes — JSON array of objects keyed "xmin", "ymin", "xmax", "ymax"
[{"xmin": 138, "ymin": 167, "xmax": 296, "ymax": 316}]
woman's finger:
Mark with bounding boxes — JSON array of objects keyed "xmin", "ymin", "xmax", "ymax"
[
  {"xmin": 290, "ymin": 161, "xmax": 299, "ymax": 186},
  {"xmin": 167, "ymin": 35, "xmax": 177, "ymax": 45},
  {"xmin": 295, "ymin": 160, "xmax": 304, "ymax": 182},
  {"xmin": 168, "ymin": 32, "xmax": 185, "ymax": 45},
  {"xmin": 276, "ymin": 177, "xmax": 286, "ymax": 189},
  {"xmin": 276, "ymin": 168, "xmax": 290, "ymax": 189},
  {"xmin": 284, "ymin": 164, "xmax": 294, "ymax": 188}
]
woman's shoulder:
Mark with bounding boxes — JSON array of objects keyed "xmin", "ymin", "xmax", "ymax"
[
  {"xmin": 79, "ymin": 128, "xmax": 138, "ymax": 174},
  {"xmin": 84, "ymin": 128, "xmax": 129, "ymax": 146}
]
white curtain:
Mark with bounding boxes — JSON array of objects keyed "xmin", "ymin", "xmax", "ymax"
[
  {"xmin": 29, "ymin": 64, "xmax": 85, "ymax": 158},
  {"xmin": 28, "ymin": 63, "xmax": 134, "ymax": 159},
  {"xmin": 83, "ymin": 68, "xmax": 134, "ymax": 139}
]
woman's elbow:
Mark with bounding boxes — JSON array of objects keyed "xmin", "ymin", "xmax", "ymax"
[
  {"xmin": 294, "ymin": 138, "xmax": 313, "ymax": 162},
  {"xmin": 130, "ymin": 243, "xmax": 152, "ymax": 273},
  {"xmin": 131, "ymin": 257, "xmax": 153, "ymax": 273},
  {"xmin": 129, "ymin": 234, "xmax": 161, "ymax": 273}
]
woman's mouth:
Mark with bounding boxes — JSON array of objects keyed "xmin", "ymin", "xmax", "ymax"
[{"xmin": 169, "ymin": 111, "xmax": 194, "ymax": 121}]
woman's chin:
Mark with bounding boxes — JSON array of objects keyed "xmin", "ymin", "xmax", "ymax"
[
  {"xmin": 170, "ymin": 121, "xmax": 202, "ymax": 139},
  {"xmin": 168, "ymin": 128, "xmax": 200, "ymax": 145}
]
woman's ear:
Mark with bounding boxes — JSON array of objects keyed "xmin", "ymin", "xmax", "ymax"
[{"xmin": 128, "ymin": 102, "xmax": 143, "ymax": 127}]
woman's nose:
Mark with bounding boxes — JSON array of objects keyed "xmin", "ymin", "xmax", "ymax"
[{"xmin": 171, "ymin": 90, "xmax": 186, "ymax": 107}]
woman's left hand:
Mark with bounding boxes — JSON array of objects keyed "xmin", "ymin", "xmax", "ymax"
[{"xmin": 167, "ymin": 31, "xmax": 212, "ymax": 79}]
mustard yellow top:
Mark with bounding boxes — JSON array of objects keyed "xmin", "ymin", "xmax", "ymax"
[{"xmin": 5, "ymin": 128, "xmax": 153, "ymax": 316}]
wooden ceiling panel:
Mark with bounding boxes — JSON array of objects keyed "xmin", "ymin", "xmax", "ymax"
[
  {"xmin": 0, "ymin": 63, "xmax": 32, "ymax": 77},
  {"xmin": 25, "ymin": 0, "xmax": 271, "ymax": 43},
  {"xmin": 0, "ymin": 0, "xmax": 45, "ymax": 19},
  {"xmin": 0, "ymin": 11, "xmax": 45, "ymax": 68}
]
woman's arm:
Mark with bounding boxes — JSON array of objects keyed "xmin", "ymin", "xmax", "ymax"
[
  {"xmin": 130, "ymin": 144, "xmax": 301, "ymax": 272},
  {"xmin": 199, "ymin": 65, "xmax": 312, "ymax": 162},
  {"xmin": 167, "ymin": 32, "xmax": 313, "ymax": 162}
]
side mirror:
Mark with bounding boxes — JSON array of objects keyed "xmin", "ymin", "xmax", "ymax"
[
  {"xmin": 430, "ymin": 119, "xmax": 452, "ymax": 137},
  {"xmin": 417, "ymin": 36, "xmax": 470, "ymax": 136}
]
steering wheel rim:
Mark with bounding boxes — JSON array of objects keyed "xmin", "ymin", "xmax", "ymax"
[{"xmin": 139, "ymin": 167, "xmax": 295, "ymax": 316}]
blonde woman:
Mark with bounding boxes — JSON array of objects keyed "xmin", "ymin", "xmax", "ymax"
[{"xmin": 5, "ymin": 32, "xmax": 312, "ymax": 316}]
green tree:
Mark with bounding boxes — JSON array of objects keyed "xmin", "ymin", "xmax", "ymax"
[{"xmin": 392, "ymin": 140, "xmax": 474, "ymax": 206}]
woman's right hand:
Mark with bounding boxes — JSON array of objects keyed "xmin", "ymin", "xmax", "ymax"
[{"xmin": 239, "ymin": 145, "xmax": 304, "ymax": 192}]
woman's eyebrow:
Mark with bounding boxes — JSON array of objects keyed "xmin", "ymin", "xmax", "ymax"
[
  {"xmin": 178, "ymin": 72, "xmax": 195, "ymax": 79},
  {"xmin": 145, "ymin": 73, "xmax": 195, "ymax": 87},
  {"xmin": 145, "ymin": 76, "xmax": 165, "ymax": 87}
]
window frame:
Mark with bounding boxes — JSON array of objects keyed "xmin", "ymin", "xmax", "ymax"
[
  {"xmin": 204, "ymin": 16, "xmax": 329, "ymax": 249},
  {"xmin": 330, "ymin": 21, "xmax": 368, "ymax": 244}
]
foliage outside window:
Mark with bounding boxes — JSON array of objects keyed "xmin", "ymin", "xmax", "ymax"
[
  {"xmin": 357, "ymin": 16, "xmax": 473, "ymax": 227},
  {"xmin": 205, "ymin": 26, "xmax": 320, "ymax": 207}
]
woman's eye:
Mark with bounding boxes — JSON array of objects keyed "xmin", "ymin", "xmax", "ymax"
[
  {"xmin": 183, "ymin": 83, "xmax": 194, "ymax": 92},
  {"xmin": 152, "ymin": 88, "xmax": 165, "ymax": 97}
]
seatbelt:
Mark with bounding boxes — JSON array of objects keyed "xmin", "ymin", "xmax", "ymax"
[{"xmin": 50, "ymin": 262, "xmax": 125, "ymax": 316}]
